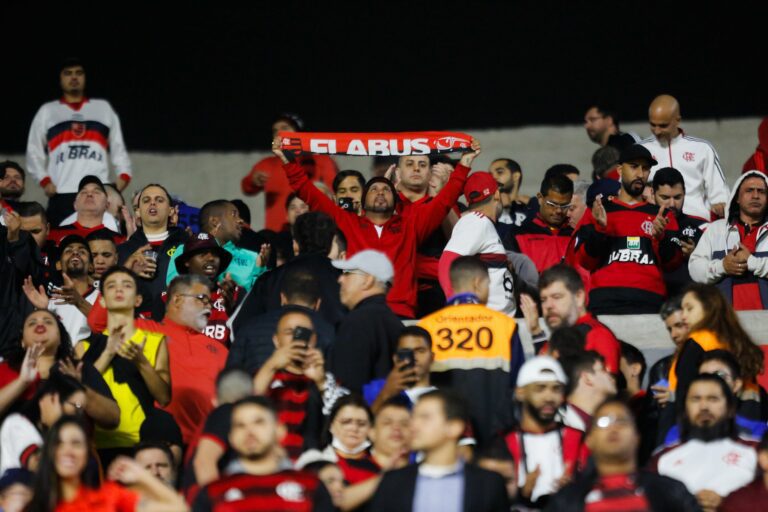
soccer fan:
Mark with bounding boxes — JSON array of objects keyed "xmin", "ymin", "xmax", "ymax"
[
  {"xmin": 506, "ymin": 173, "xmax": 575, "ymax": 273},
  {"xmin": 583, "ymin": 104, "xmax": 639, "ymax": 150},
  {"xmin": 742, "ymin": 116, "xmax": 768, "ymax": 173},
  {"xmin": 489, "ymin": 158, "xmax": 530, "ymax": 227},
  {"xmin": 193, "ymin": 396, "xmax": 334, "ymax": 511},
  {"xmin": 274, "ymin": 136, "xmax": 482, "ymax": 319},
  {"xmin": 591, "ymin": 145, "xmax": 621, "ymax": 180},
  {"xmin": 721, "ymin": 431, "xmax": 768, "ymax": 510},
  {"xmin": 650, "ymin": 374, "xmax": 758, "ymax": 511},
  {"xmin": 167, "ymin": 199, "xmax": 266, "ymax": 292},
  {"xmin": 26, "ymin": 59, "xmax": 132, "ymax": 226},
  {"xmin": 241, "ymin": 113, "xmax": 338, "ymax": 232},
  {"xmin": 0, "ymin": 161, "xmax": 25, "ymax": 213},
  {"xmin": 567, "ymin": 180, "xmax": 590, "ymax": 230},
  {"xmin": 570, "ymin": 143, "xmax": 683, "ymax": 314},
  {"xmin": 332, "ymin": 169, "xmax": 366, "ymax": 214},
  {"xmin": 86, "ymin": 228, "xmax": 119, "ymax": 280},
  {"xmin": 439, "ymin": 171, "xmax": 516, "ymax": 316},
  {"xmin": 520, "ymin": 264, "xmax": 621, "ymax": 374},
  {"xmin": 652, "ymin": 167, "xmax": 706, "ymax": 296},
  {"xmin": 75, "ymin": 267, "xmax": 171, "ymax": 457},
  {"xmin": 0, "ymin": 468, "xmax": 33, "ymax": 512},
  {"xmin": 419, "ymin": 256, "xmax": 523, "ymax": 447},
  {"xmin": 330, "ymin": 250, "xmax": 403, "ymax": 394},
  {"xmin": 493, "ymin": 356, "xmax": 589, "ymax": 508},
  {"xmin": 118, "ymin": 183, "xmax": 188, "ymax": 319},
  {"xmin": 545, "ymin": 399, "xmax": 700, "ymax": 512},
  {"xmin": 641, "ymin": 94, "xmax": 729, "ymax": 220},
  {"xmin": 227, "ymin": 269, "xmax": 334, "ymax": 374},
  {"xmin": 689, "ymin": 171, "xmax": 768, "ymax": 309},
  {"xmin": 47, "ymin": 175, "xmax": 121, "ymax": 245},
  {"xmin": 370, "ymin": 390, "xmax": 509, "ymax": 512},
  {"xmin": 21, "ymin": 234, "xmax": 99, "ymax": 343},
  {"xmin": 559, "ymin": 351, "xmax": 617, "ymax": 431},
  {"xmin": 253, "ymin": 309, "xmax": 347, "ymax": 461},
  {"xmin": 364, "ymin": 326, "xmax": 436, "ymax": 413},
  {"xmin": 133, "ymin": 441, "xmax": 176, "ymax": 487}
]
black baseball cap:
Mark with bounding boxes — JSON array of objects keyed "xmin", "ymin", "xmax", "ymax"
[
  {"xmin": 619, "ymin": 144, "xmax": 658, "ymax": 167},
  {"xmin": 77, "ymin": 175, "xmax": 106, "ymax": 194},
  {"xmin": 58, "ymin": 234, "xmax": 89, "ymax": 254},
  {"xmin": 0, "ymin": 468, "xmax": 33, "ymax": 492}
]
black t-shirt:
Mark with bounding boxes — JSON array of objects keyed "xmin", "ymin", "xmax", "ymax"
[{"xmin": 182, "ymin": 404, "xmax": 234, "ymax": 493}]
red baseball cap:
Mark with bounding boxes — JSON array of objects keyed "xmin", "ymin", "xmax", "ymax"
[{"xmin": 463, "ymin": 171, "xmax": 498, "ymax": 205}]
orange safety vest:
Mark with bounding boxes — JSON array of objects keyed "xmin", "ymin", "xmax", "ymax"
[
  {"xmin": 668, "ymin": 329, "xmax": 728, "ymax": 391},
  {"xmin": 418, "ymin": 303, "xmax": 517, "ymax": 373}
]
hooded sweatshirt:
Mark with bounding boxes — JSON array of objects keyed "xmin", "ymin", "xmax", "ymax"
[{"xmin": 689, "ymin": 170, "xmax": 768, "ymax": 309}]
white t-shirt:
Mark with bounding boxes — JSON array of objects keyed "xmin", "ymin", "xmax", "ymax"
[
  {"xmin": 444, "ymin": 211, "xmax": 515, "ymax": 315},
  {"xmin": 516, "ymin": 430, "xmax": 566, "ymax": 503},
  {"xmin": 0, "ymin": 414, "xmax": 43, "ymax": 473},
  {"xmin": 59, "ymin": 211, "xmax": 120, "ymax": 231},
  {"xmin": 49, "ymin": 287, "xmax": 100, "ymax": 345}
]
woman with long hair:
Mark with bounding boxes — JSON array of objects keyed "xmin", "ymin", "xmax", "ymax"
[
  {"xmin": 26, "ymin": 415, "xmax": 187, "ymax": 512},
  {"xmin": 0, "ymin": 309, "xmax": 119, "ymax": 428}
]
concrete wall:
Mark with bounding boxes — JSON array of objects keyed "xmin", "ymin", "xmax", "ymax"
[{"xmin": 2, "ymin": 117, "xmax": 761, "ymax": 230}]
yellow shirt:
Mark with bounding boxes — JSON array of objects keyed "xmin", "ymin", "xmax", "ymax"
[{"xmin": 81, "ymin": 328, "xmax": 164, "ymax": 449}]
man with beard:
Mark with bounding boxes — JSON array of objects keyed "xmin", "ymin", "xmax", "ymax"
[
  {"xmin": 173, "ymin": 232, "xmax": 238, "ymax": 347},
  {"xmin": 652, "ymin": 167, "xmax": 706, "ymax": 296},
  {"xmin": 583, "ymin": 104, "xmax": 639, "ymax": 151},
  {"xmin": 506, "ymin": 174, "xmax": 575, "ymax": 274},
  {"xmin": 275, "ymin": 137, "xmax": 481, "ymax": 319},
  {"xmin": 0, "ymin": 161, "xmax": 25, "ymax": 213},
  {"xmin": 192, "ymin": 396, "xmax": 334, "ymax": 512},
  {"xmin": 546, "ymin": 399, "xmax": 700, "ymax": 512},
  {"xmin": 650, "ymin": 374, "xmax": 758, "ymax": 512},
  {"xmin": 571, "ymin": 144, "xmax": 684, "ymax": 314},
  {"xmin": 166, "ymin": 199, "xmax": 266, "ymax": 293},
  {"xmin": 489, "ymin": 158, "xmax": 530, "ymax": 228},
  {"xmin": 493, "ymin": 356, "xmax": 589, "ymax": 509},
  {"xmin": 439, "ymin": 171, "xmax": 516, "ymax": 316},
  {"xmin": 520, "ymin": 264, "xmax": 620, "ymax": 374},
  {"xmin": 689, "ymin": 171, "xmax": 768, "ymax": 310},
  {"xmin": 21, "ymin": 234, "xmax": 99, "ymax": 343}
]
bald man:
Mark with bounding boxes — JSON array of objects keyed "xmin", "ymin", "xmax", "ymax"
[{"xmin": 640, "ymin": 94, "xmax": 729, "ymax": 221}]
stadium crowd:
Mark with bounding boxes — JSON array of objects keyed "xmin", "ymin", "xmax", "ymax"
[{"xmin": 1, "ymin": 59, "xmax": 768, "ymax": 511}]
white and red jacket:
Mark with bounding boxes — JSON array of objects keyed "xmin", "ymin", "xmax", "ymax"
[
  {"xmin": 26, "ymin": 98, "xmax": 132, "ymax": 192},
  {"xmin": 641, "ymin": 130, "xmax": 729, "ymax": 220}
]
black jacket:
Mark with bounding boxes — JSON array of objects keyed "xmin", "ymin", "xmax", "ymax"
[
  {"xmin": 231, "ymin": 252, "xmax": 345, "ymax": 332},
  {"xmin": 117, "ymin": 227, "xmax": 188, "ymax": 320},
  {"xmin": 369, "ymin": 463, "xmax": 509, "ymax": 512},
  {"xmin": 0, "ymin": 227, "xmax": 32, "ymax": 353},
  {"xmin": 330, "ymin": 294, "xmax": 402, "ymax": 394},
  {"xmin": 226, "ymin": 305, "xmax": 335, "ymax": 374},
  {"xmin": 544, "ymin": 470, "xmax": 702, "ymax": 512}
]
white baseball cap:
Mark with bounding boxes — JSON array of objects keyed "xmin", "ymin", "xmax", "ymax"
[
  {"xmin": 516, "ymin": 356, "xmax": 567, "ymax": 387},
  {"xmin": 332, "ymin": 249, "xmax": 394, "ymax": 284}
]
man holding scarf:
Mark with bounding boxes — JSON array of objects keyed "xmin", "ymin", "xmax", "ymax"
[{"xmin": 272, "ymin": 135, "xmax": 481, "ymax": 319}]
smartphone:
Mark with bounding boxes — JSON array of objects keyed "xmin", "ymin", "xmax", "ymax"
[
  {"xmin": 395, "ymin": 348, "xmax": 415, "ymax": 370},
  {"xmin": 292, "ymin": 326, "xmax": 313, "ymax": 349},
  {"xmin": 652, "ymin": 378, "xmax": 669, "ymax": 395},
  {"xmin": 338, "ymin": 197, "xmax": 355, "ymax": 211}
]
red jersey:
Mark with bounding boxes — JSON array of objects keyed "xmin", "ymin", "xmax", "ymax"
[
  {"xmin": 507, "ymin": 215, "xmax": 574, "ymax": 273},
  {"xmin": 571, "ymin": 198, "xmax": 683, "ymax": 314},
  {"xmin": 55, "ymin": 482, "xmax": 137, "ymax": 512},
  {"xmin": 284, "ymin": 161, "xmax": 471, "ymax": 318},
  {"xmin": 575, "ymin": 313, "xmax": 621, "ymax": 374},
  {"xmin": 241, "ymin": 154, "xmax": 337, "ymax": 232},
  {"xmin": 48, "ymin": 222, "xmax": 124, "ymax": 246}
]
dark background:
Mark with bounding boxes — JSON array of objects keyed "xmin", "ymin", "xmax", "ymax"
[{"xmin": 2, "ymin": 2, "xmax": 766, "ymax": 152}]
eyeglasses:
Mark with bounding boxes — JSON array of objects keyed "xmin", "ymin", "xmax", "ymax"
[
  {"xmin": 594, "ymin": 414, "xmax": 632, "ymax": 429},
  {"xmin": 178, "ymin": 293, "xmax": 212, "ymax": 306},
  {"xmin": 544, "ymin": 199, "xmax": 572, "ymax": 211}
]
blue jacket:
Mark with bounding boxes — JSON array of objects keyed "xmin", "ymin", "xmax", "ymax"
[{"xmin": 166, "ymin": 240, "xmax": 265, "ymax": 291}]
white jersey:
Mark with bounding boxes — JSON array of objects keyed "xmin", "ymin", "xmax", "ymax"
[
  {"xmin": 49, "ymin": 287, "xmax": 100, "ymax": 344},
  {"xmin": 656, "ymin": 438, "xmax": 757, "ymax": 496},
  {"xmin": 0, "ymin": 413, "xmax": 43, "ymax": 473},
  {"xmin": 26, "ymin": 98, "xmax": 132, "ymax": 193},
  {"xmin": 60, "ymin": 211, "xmax": 120, "ymax": 231},
  {"xmin": 640, "ymin": 131, "xmax": 729, "ymax": 220},
  {"xmin": 444, "ymin": 211, "xmax": 515, "ymax": 315}
]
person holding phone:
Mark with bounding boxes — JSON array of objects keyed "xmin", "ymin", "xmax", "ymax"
[{"xmin": 253, "ymin": 309, "xmax": 348, "ymax": 461}]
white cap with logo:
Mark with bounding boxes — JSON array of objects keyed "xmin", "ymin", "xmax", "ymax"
[
  {"xmin": 516, "ymin": 356, "xmax": 567, "ymax": 387},
  {"xmin": 331, "ymin": 249, "xmax": 394, "ymax": 284}
]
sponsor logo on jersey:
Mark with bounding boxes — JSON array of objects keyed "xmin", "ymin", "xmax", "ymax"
[
  {"xmin": 607, "ymin": 248, "xmax": 655, "ymax": 265},
  {"xmin": 683, "ymin": 151, "xmax": 695, "ymax": 162},
  {"xmin": 627, "ymin": 236, "xmax": 641, "ymax": 250}
]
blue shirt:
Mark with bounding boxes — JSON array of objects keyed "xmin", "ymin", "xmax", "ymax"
[
  {"xmin": 166, "ymin": 240, "xmax": 265, "ymax": 291},
  {"xmin": 412, "ymin": 462, "xmax": 465, "ymax": 512}
]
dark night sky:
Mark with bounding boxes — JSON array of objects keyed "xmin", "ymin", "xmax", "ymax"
[{"xmin": 2, "ymin": 2, "xmax": 766, "ymax": 152}]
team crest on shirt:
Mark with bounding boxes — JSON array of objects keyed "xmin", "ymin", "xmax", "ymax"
[
  {"xmin": 682, "ymin": 225, "xmax": 698, "ymax": 238},
  {"xmin": 276, "ymin": 481, "xmax": 305, "ymax": 502},
  {"xmin": 683, "ymin": 151, "xmax": 695, "ymax": 162},
  {"xmin": 641, "ymin": 220, "xmax": 654, "ymax": 236},
  {"xmin": 71, "ymin": 121, "xmax": 86, "ymax": 138},
  {"xmin": 224, "ymin": 488, "xmax": 244, "ymax": 501}
]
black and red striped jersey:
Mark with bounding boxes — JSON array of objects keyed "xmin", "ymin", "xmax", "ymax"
[
  {"xmin": 192, "ymin": 470, "xmax": 333, "ymax": 512},
  {"xmin": 505, "ymin": 215, "xmax": 574, "ymax": 273},
  {"xmin": 583, "ymin": 474, "xmax": 652, "ymax": 512},
  {"xmin": 268, "ymin": 371, "xmax": 322, "ymax": 461},
  {"xmin": 570, "ymin": 198, "xmax": 683, "ymax": 314}
]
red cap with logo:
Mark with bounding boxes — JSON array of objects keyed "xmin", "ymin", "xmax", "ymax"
[{"xmin": 463, "ymin": 171, "xmax": 498, "ymax": 205}]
